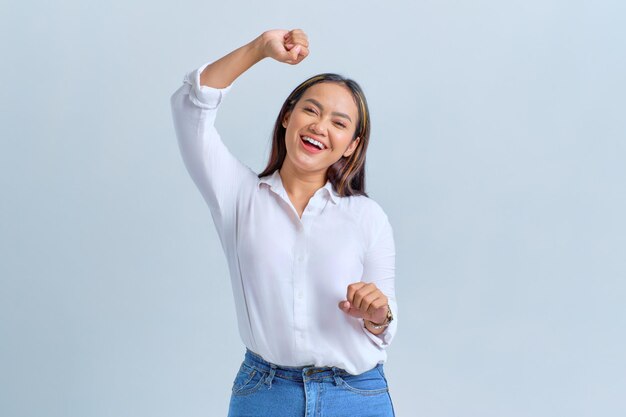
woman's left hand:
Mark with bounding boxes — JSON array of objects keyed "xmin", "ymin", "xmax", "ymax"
[{"xmin": 338, "ymin": 282, "xmax": 389, "ymax": 324}]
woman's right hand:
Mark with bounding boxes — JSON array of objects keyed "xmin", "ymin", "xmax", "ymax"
[
  {"xmin": 199, "ymin": 29, "xmax": 309, "ymax": 88},
  {"xmin": 259, "ymin": 29, "xmax": 310, "ymax": 65}
]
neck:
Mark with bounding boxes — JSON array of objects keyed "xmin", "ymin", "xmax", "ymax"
[{"xmin": 279, "ymin": 161, "xmax": 327, "ymax": 199}]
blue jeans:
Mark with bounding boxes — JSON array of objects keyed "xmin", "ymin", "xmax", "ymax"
[{"xmin": 228, "ymin": 348, "xmax": 395, "ymax": 417}]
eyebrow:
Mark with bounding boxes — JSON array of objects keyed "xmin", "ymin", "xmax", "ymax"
[{"xmin": 303, "ymin": 98, "xmax": 353, "ymax": 123}]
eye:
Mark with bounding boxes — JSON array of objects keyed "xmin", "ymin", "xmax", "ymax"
[
  {"xmin": 334, "ymin": 121, "xmax": 347, "ymax": 128},
  {"xmin": 303, "ymin": 107, "xmax": 317, "ymax": 114}
]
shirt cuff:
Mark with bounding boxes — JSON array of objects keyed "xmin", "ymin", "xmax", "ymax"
[
  {"xmin": 360, "ymin": 302, "xmax": 397, "ymax": 349},
  {"xmin": 182, "ymin": 60, "xmax": 234, "ymax": 109}
]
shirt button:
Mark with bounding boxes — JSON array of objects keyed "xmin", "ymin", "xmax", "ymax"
[
  {"xmin": 297, "ymin": 255, "xmax": 304, "ymax": 261},
  {"xmin": 297, "ymin": 292, "xmax": 303, "ymax": 299}
]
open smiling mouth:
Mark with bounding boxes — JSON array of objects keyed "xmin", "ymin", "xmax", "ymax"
[{"xmin": 300, "ymin": 135, "xmax": 326, "ymax": 153}]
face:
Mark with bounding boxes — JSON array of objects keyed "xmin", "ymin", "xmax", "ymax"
[{"xmin": 282, "ymin": 82, "xmax": 361, "ymax": 175}]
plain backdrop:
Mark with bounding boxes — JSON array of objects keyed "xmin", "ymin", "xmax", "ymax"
[{"xmin": 1, "ymin": 1, "xmax": 625, "ymax": 416}]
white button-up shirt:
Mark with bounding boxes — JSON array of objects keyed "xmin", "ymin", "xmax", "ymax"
[{"xmin": 170, "ymin": 60, "xmax": 398, "ymax": 375}]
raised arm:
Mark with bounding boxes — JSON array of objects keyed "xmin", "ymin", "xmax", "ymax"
[
  {"xmin": 200, "ymin": 29, "xmax": 310, "ymax": 88},
  {"xmin": 170, "ymin": 29, "xmax": 309, "ymax": 251}
]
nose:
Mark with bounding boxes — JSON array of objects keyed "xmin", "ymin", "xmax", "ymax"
[{"xmin": 309, "ymin": 121, "xmax": 327, "ymax": 136}]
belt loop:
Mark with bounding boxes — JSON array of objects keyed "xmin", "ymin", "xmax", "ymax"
[
  {"xmin": 331, "ymin": 367, "xmax": 342, "ymax": 386},
  {"xmin": 265, "ymin": 363, "xmax": 277, "ymax": 388}
]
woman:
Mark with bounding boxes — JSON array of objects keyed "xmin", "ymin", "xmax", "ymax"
[{"xmin": 170, "ymin": 28, "xmax": 398, "ymax": 416}]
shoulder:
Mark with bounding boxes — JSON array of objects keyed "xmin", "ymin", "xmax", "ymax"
[
  {"xmin": 343, "ymin": 194, "xmax": 389, "ymax": 222},
  {"xmin": 340, "ymin": 194, "xmax": 392, "ymax": 245}
]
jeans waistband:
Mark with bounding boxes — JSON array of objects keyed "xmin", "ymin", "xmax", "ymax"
[{"xmin": 242, "ymin": 348, "xmax": 382, "ymax": 382}]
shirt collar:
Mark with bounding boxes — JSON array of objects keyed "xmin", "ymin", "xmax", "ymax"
[{"xmin": 258, "ymin": 169, "xmax": 339, "ymax": 205}]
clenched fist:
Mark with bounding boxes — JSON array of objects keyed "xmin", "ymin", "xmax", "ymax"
[
  {"xmin": 260, "ymin": 28, "xmax": 310, "ymax": 65},
  {"xmin": 338, "ymin": 282, "xmax": 389, "ymax": 325}
]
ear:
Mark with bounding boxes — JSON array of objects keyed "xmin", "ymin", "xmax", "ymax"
[
  {"xmin": 282, "ymin": 111, "xmax": 292, "ymax": 129},
  {"xmin": 343, "ymin": 136, "xmax": 361, "ymax": 158}
]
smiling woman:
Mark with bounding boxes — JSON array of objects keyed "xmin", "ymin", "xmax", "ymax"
[
  {"xmin": 260, "ymin": 75, "xmax": 372, "ymax": 198},
  {"xmin": 170, "ymin": 28, "xmax": 397, "ymax": 417}
]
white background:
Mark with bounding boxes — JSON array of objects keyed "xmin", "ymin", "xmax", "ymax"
[{"xmin": 1, "ymin": 0, "xmax": 625, "ymax": 416}]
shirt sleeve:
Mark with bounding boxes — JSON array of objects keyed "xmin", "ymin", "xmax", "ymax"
[
  {"xmin": 359, "ymin": 208, "xmax": 398, "ymax": 349},
  {"xmin": 169, "ymin": 60, "xmax": 257, "ymax": 248}
]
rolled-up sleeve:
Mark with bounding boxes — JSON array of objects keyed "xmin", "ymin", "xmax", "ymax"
[
  {"xmin": 170, "ymin": 60, "xmax": 256, "ymax": 249},
  {"xmin": 359, "ymin": 209, "xmax": 398, "ymax": 349}
]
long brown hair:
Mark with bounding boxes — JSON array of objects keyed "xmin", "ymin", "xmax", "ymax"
[{"xmin": 258, "ymin": 73, "xmax": 371, "ymax": 197}]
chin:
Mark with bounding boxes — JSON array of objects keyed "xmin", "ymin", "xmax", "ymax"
[{"xmin": 287, "ymin": 154, "xmax": 323, "ymax": 173}]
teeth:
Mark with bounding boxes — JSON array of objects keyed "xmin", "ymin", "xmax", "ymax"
[{"xmin": 302, "ymin": 136, "xmax": 324, "ymax": 150}]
